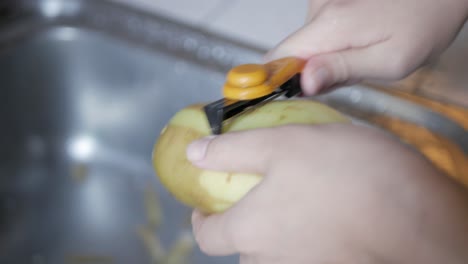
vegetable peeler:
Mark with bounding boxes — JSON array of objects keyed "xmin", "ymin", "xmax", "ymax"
[{"xmin": 204, "ymin": 57, "xmax": 306, "ymax": 135}]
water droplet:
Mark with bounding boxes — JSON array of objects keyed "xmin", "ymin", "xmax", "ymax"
[
  {"xmin": 211, "ymin": 46, "xmax": 226, "ymax": 60},
  {"xmin": 375, "ymin": 100, "xmax": 388, "ymax": 113},
  {"xmin": 183, "ymin": 37, "xmax": 198, "ymax": 51},
  {"xmin": 196, "ymin": 46, "xmax": 211, "ymax": 60}
]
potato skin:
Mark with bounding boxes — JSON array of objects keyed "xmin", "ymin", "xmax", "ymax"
[{"xmin": 152, "ymin": 100, "xmax": 349, "ymax": 214}]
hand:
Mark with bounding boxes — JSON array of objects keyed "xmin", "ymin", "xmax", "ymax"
[
  {"xmin": 187, "ymin": 124, "xmax": 468, "ymax": 264},
  {"xmin": 266, "ymin": 0, "xmax": 468, "ymax": 95}
]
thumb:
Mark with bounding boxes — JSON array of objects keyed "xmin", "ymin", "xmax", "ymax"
[
  {"xmin": 264, "ymin": 15, "xmax": 412, "ymax": 95},
  {"xmin": 186, "ymin": 128, "xmax": 281, "ymax": 174},
  {"xmin": 297, "ymin": 41, "xmax": 410, "ymax": 95},
  {"xmin": 298, "ymin": 52, "xmax": 360, "ymax": 96}
]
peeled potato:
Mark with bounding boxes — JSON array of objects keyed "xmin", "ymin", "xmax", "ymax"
[{"xmin": 152, "ymin": 100, "xmax": 349, "ymax": 214}]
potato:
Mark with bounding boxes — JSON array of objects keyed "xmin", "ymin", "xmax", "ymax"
[{"xmin": 152, "ymin": 100, "xmax": 349, "ymax": 214}]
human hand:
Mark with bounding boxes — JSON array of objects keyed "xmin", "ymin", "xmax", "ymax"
[
  {"xmin": 187, "ymin": 124, "xmax": 468, "ymax": 264},
  {"xmin": 266, "ymin": 0, "xmax": 468, "ymax": 95}
]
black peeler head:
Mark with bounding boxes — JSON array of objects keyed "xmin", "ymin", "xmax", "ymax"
[{"xmin": 204, "ymin": 74, "xmax": 302, "ymax": 135}]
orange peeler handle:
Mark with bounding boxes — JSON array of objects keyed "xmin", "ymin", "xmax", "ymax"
[{"xmin": 223, "ymin": 57, "xmax": 306, "ymax": 100}]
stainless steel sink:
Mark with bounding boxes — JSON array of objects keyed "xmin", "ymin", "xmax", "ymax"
[
  {"xmin": 0, "ymin": 0, "xmax": 467, "ymax": 263},
  {"xmin": 0, "ymin": 0, "xmax": 259, "ymax": 263}
]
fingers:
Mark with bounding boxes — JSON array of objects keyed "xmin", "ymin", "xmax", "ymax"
[
  {"xmin": 187, "ymin": 129, "xmax": 278, "ymax": 255},
  {"xmin": 264, "ymin": 15, "xmax": 375, "ymax": 62},
  {"xmin": 192, "ymin": 185, "xmax": 273, "ymax": 257},
  {"xmin": 298, "ymin": 41, "xmax": 410, "ymax": 95},
  {"xmin": 187, "ymin": 128, "xmax": 297, "ymax": 256},
  {"xmin": 265, "ymin": 0, "xmax": 388, "ymax": 61},
  {"xmin": 192, "ymin": 209, "xmax": 238, "ymax": 256},
  {"xmin": 186, "ymin": 128, "xmax": 281, "ymax": 174},
  {"xmin": 263, "ymin": 2, "xmax": 419, "ymax": 95},
  {"xmin": 267, "ymin": 33, "xmax": 413, "ymax": 95}
]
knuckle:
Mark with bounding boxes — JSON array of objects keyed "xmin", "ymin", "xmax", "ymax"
[
  {"xmin": 192, "ymin": 219, "xmax": 217, "ymax": 255},
  {"xmin": 225, "ymin": 216, "xmax": 247, "ymax": 243},
  {"xmin": 385, "ymin": 53, "xmax": 413, "ymax": 80},
  {"xmin": 387, "ymin": 59, "xmax": 407, "ymax": 79},
  {"xmin": 333, "ymin": 52, "xmax": 351, "ymax": 83},
  {"xmin": 225, "ymin": 214, "xmax": 257, "ymax": 252},
  {"xmin": 194, "ymin": 233, "xmax": 213, "ymax": 254}
]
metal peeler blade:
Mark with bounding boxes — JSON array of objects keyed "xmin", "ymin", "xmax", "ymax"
[{"xmin": 204, "ymin": 74, "xmax": 302, "ymax": 135}]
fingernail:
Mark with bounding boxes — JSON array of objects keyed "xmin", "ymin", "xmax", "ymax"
[{"xmin": 186, "ymin": 136, "xmax": 216, "ymax": 162}]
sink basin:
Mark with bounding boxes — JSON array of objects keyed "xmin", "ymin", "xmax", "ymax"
[
  {"xmin": 0, "ymin": 0, "xmax": 260, "ymax": 263},
  {"xmin": 0, "ymin": 25, "xmax": 232, "ymax": 263},
  {"xmin": 1, "ymin": 0, "xmax": 467, "ymax": 263}
]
